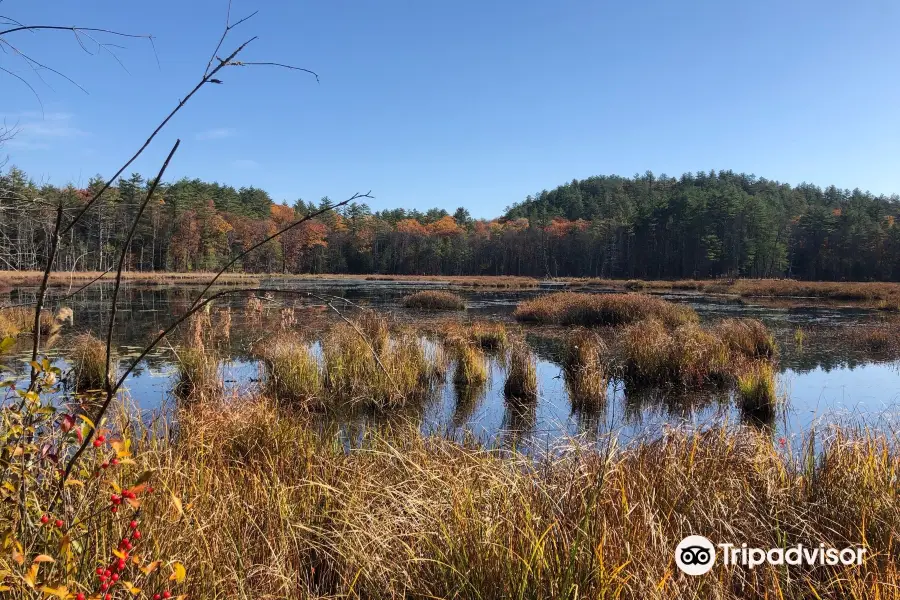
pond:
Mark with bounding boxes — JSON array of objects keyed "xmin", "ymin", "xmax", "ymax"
[{"xmin": 3, "ymin": 278, "xmax": 899, "ymax": 448}]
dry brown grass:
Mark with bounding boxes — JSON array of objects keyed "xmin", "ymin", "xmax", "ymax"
[
  {"xmin": 402, "ymin": 290, "xmax": 466, "ymax": 310},
  {"xmin": 503, "ymin": 342, "xmax": 537, "ymax": 400},
  {"xmin": 125, "ymin": 399, "xmax": 899, "ymax": 599},
  {"xmin": 563, "ymin": 329, "xmax": 607, "ymax": 408},
  {"xmin": 570, "ymin": 277, "xmax": 900, "ymax": 306},
  {"xmin": 514, "ymin": 292, "xmax": 698, "ymax": 328},
  {"xmin": 69, "ymin": 332, "xmax": 109, "ymax": 392}
]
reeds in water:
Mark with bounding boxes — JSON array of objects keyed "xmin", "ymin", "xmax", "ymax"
[
  {"xmin": 260, "ymin": 336, "xmax": 322, "ymax": 404},
  {"xmin": 323, "ymin": 324, "xmax": 434, "ymax": 408},
  {"xmin": 402, "ymin": 290, "xmax": 466, "ymax": 310},
  {"xmin": 451, "ymin": 341, "xmax": 489, "ymax": 389},
  {"xmin": 563, "ymin": 329, "xmax": 607, "ymax": 408},
  {"xmin": 503, "ymin": 342, "xmax": 537, "ymax": 401},
  {"xmin": 513, "ymin": 292, "xmax": 697, "ymax": 327},
  {"xmin": 713, "ymin": 317, "xmax": 778, "ymax": 359},
  {"xmin": 620, "ymin": 320, "xmax": 732, "ymax": 386},
  {"xmin": 69, "ymin": 333, "xmax": 110, "ymax": 392},
  {"xmin": 736, "ymin": 361, "xmax": 778, "ymax": 416}
]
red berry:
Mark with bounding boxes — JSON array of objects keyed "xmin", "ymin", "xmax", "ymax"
[
  {"xmin": 93, "ymin": 440, "xmax": 101, "ymax": 447},
  {"xmin": 133, "ymin": 531, "xmax": 141, "ymax": 540},
  {"xmin": 163, "ymin": 592, "xmax": 172, "ymax": 599},
  {"xmin": 99, "ymin": 583, "xmax": 108, "ymax": 591},
  {"xmin": 97, "ymin": 435, "xmax": 105, "ymax": 443},
  {"xmin": 117, "ymin": 558, "xmax": 126, "ymax": 570},
  {"xmin": 40, "ymin": 514, "xmax": 49, "ymax": 524},
  {"xmin": 111, "ymin": 506, "xmax": 118, "ymax": 513},
  {"xmin": 101, "ymin": 462, "xmax": 109, "ymax": 469},
  {"xmin": 104, "ymin": 569, "xmax": 111, "ymax": 577},
  {"xmin": 76, "ymin": 594, "xmax": 85, "ymax": 600},
  {"xmin": 54, "ymin": 519, "xmax": 63, "ymax": 528},
  {"xmin": 154, "ymin": 595, "xmax": 161, "ymax": 600},
  {"xmin": 129, "ymin": 520, "xmax": 138, "ymax": 529},
  {"xmin": 105, "ymin": 594, "xmax": 111, "ymax": 600},
  {"xmin": 96, "ymin": 567, "xmax": 104, "ymax": 576},
  {"xmin": 147, "ymin": 486, "xmax": 154, "ymax": 493},
  {"xmin": 111, "ymin": 458, "xmax": 120, "ymax": 466},
  {"xmin": 111, "ymin": 573, "xmax": 119, "ymax": 582}
]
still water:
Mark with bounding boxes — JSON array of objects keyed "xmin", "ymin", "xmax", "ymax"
[{"xmin": 3, "ymin": 279, "xmax": 899, "ymax": 447}]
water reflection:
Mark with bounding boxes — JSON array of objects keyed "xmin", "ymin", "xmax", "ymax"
[{"xmin": 3, "ymin": 280, "xmax": 899, "ymax": 448}]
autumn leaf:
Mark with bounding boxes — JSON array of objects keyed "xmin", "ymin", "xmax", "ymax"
[
  {"xmin": 32, "ymin": 555, "xmax": 55, "ymax": 563},
  {"xmin": 39, "ymin": 584, "xmax": 68, "ymax": 597},
  {"xmin": 140, "ymin": 560, "xmax": 162, "ymax": 575},
  {"xmin": 169, "ymin": 561, "xmax": 186, "ymax": 583}
]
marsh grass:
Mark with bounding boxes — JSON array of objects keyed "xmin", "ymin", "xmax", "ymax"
[
  {"xmin": 713, "ymin": 317, "xmax": 778, "ymax": 359},
  {"xmin": 323, "ymin": 324, "xmax": 435, "ymax": 408},
  {"xmin": 563, "ymin": 329, "xmax": 607, "ymax": 408},
  {"xmin": 126, "ymin": 399, "xmax": 898, "ymax": 599},
  {"xmin": 470, "ymin": 321, "xmax": 509, "ymax": 351},
  {"xmin": 503, "ymin": 342, "xmax": 537, "ymax": 401},
  {"xmin": 451, "ymin": 340, "xmax": 489, "ymax": 389},
  {"xmin": 0, "ymin": 306, "xmax": 62, "ymax": 339},
  {"xmin": 69, "ymin": 332, "xmax": 109, "ymax": 392},
  {"xmin": 620, "ymin": 320, "xmax": 732, "ymax": 386},
  {"xmin": 514, "ymin": 292, "xmax": 697, "ymax": 327},
  {"xmin": 736, "ymin": 361, "xmax": 778, "ymax": 417},
  {"xmin": 260, "ymin": 335, "xmax": 322, "ymax": 404},
  {"xmin": 174, "ymin": 311, "xmax": 222, "ymax": 400},
  {"xmin": 402, "ymin": 290, "xmax": 466, "ymax": 310}
]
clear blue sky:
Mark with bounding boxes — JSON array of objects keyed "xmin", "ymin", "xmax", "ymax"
[{"xmin": 3, "ymin": 0, "xmax": 900, "ymax": 217}]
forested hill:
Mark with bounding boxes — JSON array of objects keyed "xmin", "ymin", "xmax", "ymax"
[{"xmin": 2, "ymin": 166, "xmax": 900, "ymax": 281}]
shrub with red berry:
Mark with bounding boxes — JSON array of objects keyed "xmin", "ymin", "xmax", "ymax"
[{"xmin": 0, "ymin": 355, "xmax": 187, "ymax": 598}]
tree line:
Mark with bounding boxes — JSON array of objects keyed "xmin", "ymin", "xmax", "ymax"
[{"xmin": 2, "ymin": 166, "xmax": 900, "ymax": 280}]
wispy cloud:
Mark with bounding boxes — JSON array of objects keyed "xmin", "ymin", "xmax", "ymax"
[
  {"xmin": 2, "ymin": 111, "xmax": 86, "ymax": 150},
  {"xmin": 195, "ymin": 127, "xmax": 236, "ymax": 141},
  {"xmin": 232, "ymin": 158, "xmax": 259, "ymax": 169}
]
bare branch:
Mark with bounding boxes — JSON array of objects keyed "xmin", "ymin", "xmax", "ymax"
[{"xmin": 226, "ymin": 60, "xmax": 319, "ymax": 83}]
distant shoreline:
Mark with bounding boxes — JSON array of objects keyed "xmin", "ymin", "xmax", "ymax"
[{"xmin": 3, "ymin": 271, "xmax": 900, "ymax": 305}]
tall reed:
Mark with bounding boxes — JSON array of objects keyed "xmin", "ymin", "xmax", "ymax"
[
  {"xmin": 563, "ymin": 329, "xmax": 607, "ymax": 408},
  {"xmin": 503, "ymin": 342, "xmax": 537, "ymax": 401}
]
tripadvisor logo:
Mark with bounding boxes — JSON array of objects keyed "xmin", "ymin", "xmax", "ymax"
[{"xmin": 675, "ymin": 536, "xmax": 867, "ymax": 576}]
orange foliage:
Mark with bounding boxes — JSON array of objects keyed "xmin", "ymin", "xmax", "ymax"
[
  {"xmin": 396, "ymin": 219, "xmax": 428, "ymax": 235},
  {"xmin": 428, "ymin": 215, "xmax": 462, "ymax": 237}
]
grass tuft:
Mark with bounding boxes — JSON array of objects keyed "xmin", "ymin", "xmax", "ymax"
[
  {"xmin": 69, "ymin": 333, "xmax": 109, "ymax": 392},
  {"xmin": 402, "ymin": 290, "xmax": 466, "ymax": 310},
  {"xmin": 503, "ymin": 342, "xmax": 537, "ymax": 400},
  {"xmin": 563, "ymin": 329, "xmax": 607, "ymax": 408},
  {"xmin": 259, "ymin": 335, "xmax": 322, "ymax": 404},
  {"xmin": 514, "ymin": 292, "xmax": 697, "ymax": 327},
  {"xmin": 736, "ymin": 361, "xmax": 778, "ymax": 416}
]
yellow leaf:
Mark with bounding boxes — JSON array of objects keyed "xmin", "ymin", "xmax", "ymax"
[
  {"xmin": 112, "ymin": 549, "xmax": 126, "ymax": 560},
  {"xmin": 125, "ymin": 497, "xmax": 141, "ymax": 509},
  {"xmin": 140, "ymin": 560, "xmax": 162, "ymax": 575},
  {"xmin": 170, "ymin": 494, "xmax": 184, "ymax": 520},
  {"xmin": 39, "ymin": 585, "xmax": 68, "ymax": 597},
  {"xmin": 169, "ymin": 561, "xmax": 186, "ymax": 583},
  {"xmin": 32, "ymin": 555, "xmax": 55, "ymax": 563},
  {"xmin": 23, "ymin": 562, "xmax": 38, "ymax": 587},
  {"xmin": 30, "ymin": 361, "xmax": 42, "ymax": 373},
  {"xmin": 64, "ymin": 479, "xmax": 84, "ymax": 487},
  {"xmin": 123, "ymin": 582, "xmax": 141, "ymax": 595},
  {"xmin": 12, "ymin": 549, "xmax": 25, "ymax": 565},
  {"xmin": 77, "ymin": 414, "xmax": 96, "ymax": 430}
]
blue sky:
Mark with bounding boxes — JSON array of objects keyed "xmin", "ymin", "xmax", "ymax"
[{"xmin": 2, "ymin": 0, "xmax": 900, "ymax": 217}]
